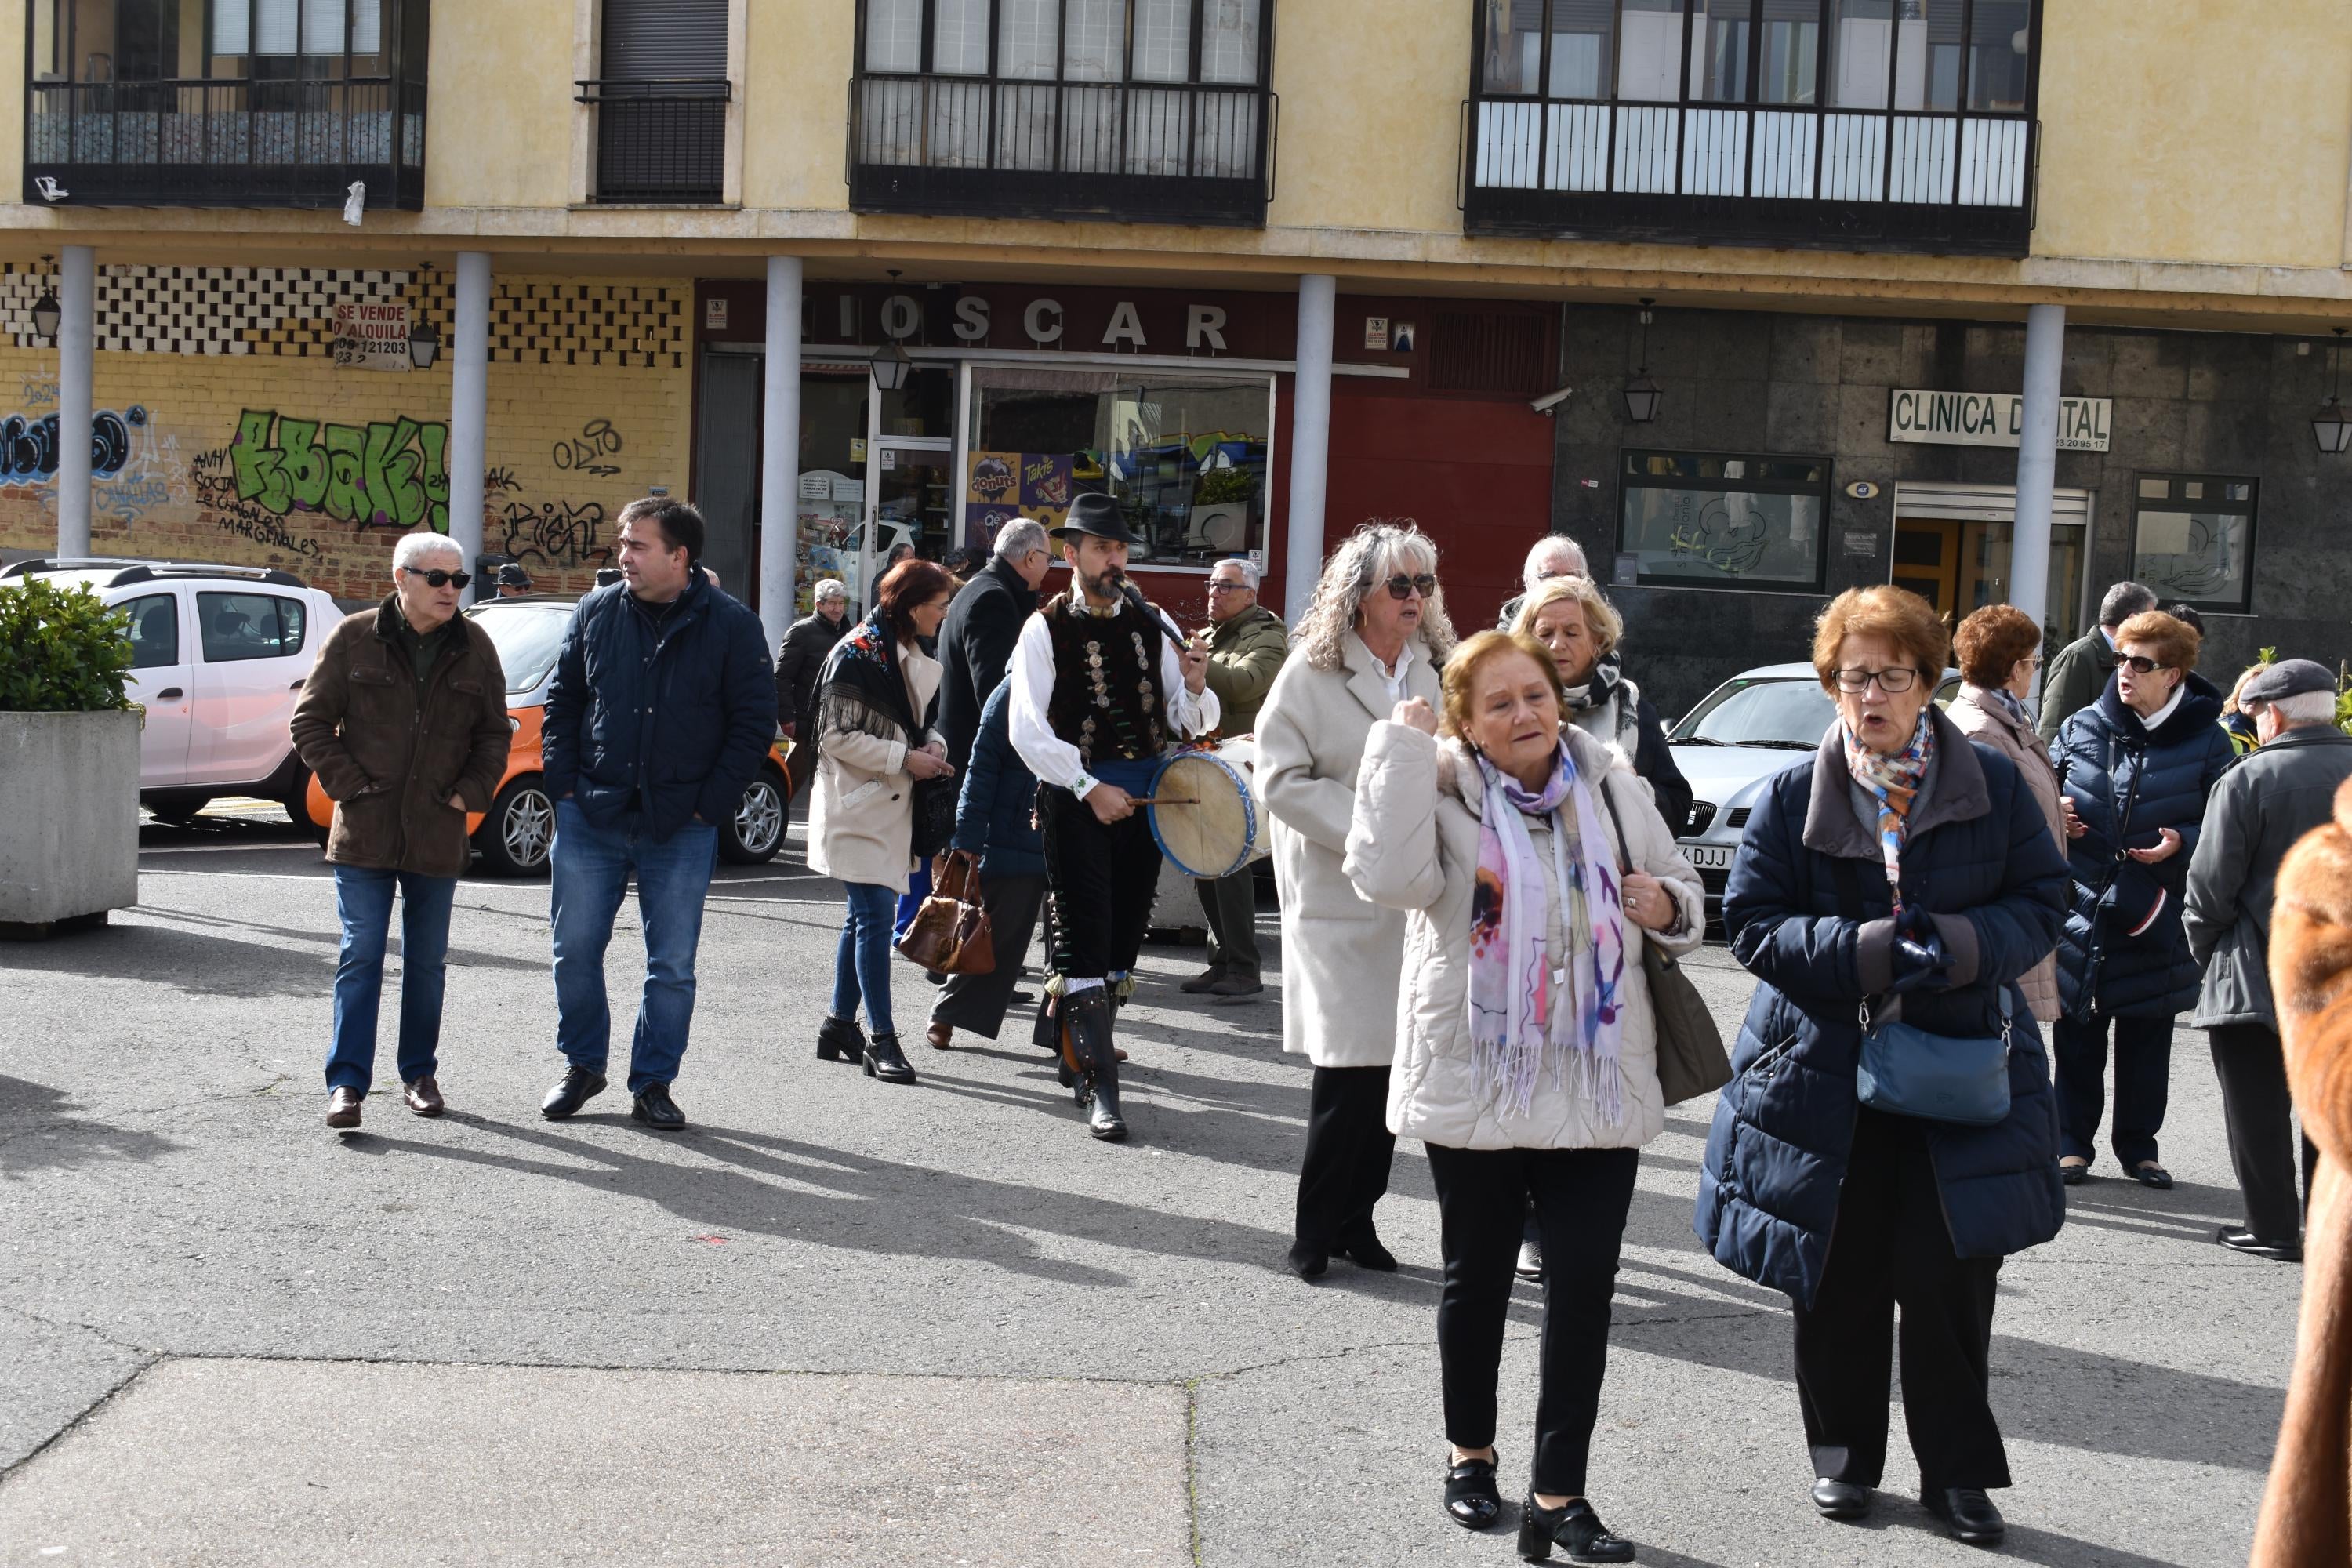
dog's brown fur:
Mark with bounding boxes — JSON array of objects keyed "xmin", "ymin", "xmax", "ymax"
[{"xmin": 2256, "ymin": 775, "xmax": 2352, "ymax": 1565}]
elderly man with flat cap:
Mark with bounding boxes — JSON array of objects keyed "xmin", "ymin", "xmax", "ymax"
[
  {"xmin": 2186, "ymin": 658, "xmax": 2352, "ymax": 1261},
  {"xmin": 1007, "ymin": 492, "xmax": 1218, "ymax": 1140}
]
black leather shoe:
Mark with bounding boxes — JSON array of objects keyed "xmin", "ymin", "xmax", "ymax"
[
  {"xmin": 1064, "ymin": 989, "xmax": 1126, "ymax": 1140},
  {"xmin": 631, "ymin": 1085, "xmax": 687, "ymax": 1131},
  {"xmin": 1923, "ymin": 1487, "xmax": 2005, "ymax": 1546},
  {"xmin": 2060, "ymin": 1160, "xmax": 2091, "ymax": 1185},
  {"xmin": 1811, "ymin": 1479, "xmax": 1872, "ymax": 1520},
  {"xmin": 2219, "ymin": 1226, "xmax": 2304, "ymax": 1261},
  {"xmin": 1517, "ymin": 1495, "xmax": 1635, "ymax": 1563},
  {"xmin": 540, "ymin": 1066, "xmax": 607, "ymax": 1120},
  {"xmin": 1336, "ymin": 1231, "xmax": 1399, "ymax": 1271},
  {"xmin": 815, "ymin": 1014, "xmax": 866, "ymax": 1063},
  {"xmin": 1287, "ymin": 1243, "xmax": 1328, "ymax": 1280},
  {"xmin": 325, "ymin": 1087, "xmax": 362, "ymax": 1130},
  {"xmin": 2131, "ymin": 1161, "xmax": 2174, "ymax": 1190},
  {"xmin": 864, "ymin": 1031, "xmax": 917, "ymax": 1084},
  {"xmin": 1444, "ymin": 1450, "xmax": 1501, "ymax": 1530}
]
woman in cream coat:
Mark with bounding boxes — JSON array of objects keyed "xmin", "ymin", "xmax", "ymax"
[
  {"xmin": 1946, "ymin": 604, "xmax": 2067, "ymax": 1022},
  {"xmin": 808, "ymin": 557, "xmax": 956, "ymax": 1086},
  {"xmin": 1346, "ymin": 630, "xmax": 1702, "ymax": 1562},
  {"xmin": 1258, "ymin": 521, "xmax": 1454, "ymax": 1281}
]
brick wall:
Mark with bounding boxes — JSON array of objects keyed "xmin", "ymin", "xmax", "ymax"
[{"xmin": 0, "ymin": 266, "xmax": 691, "ymax": 602}]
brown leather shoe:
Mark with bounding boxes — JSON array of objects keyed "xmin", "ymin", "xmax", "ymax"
[
  {"xmin": 403, "ymin": 1076, "xmax": 445, "ymax": 1117},
  {"xmin": 326, "ymin": 1087, "xmax": 362, "ymax": 1129},
  {"xmin": 925, "ymin": 1021, "xmax": 954, "ymax": 1051}
]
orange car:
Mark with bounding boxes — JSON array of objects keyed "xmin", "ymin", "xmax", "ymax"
[{"xmin": 308, "ymin": 594, "xmax": 797, "ymax": 876}]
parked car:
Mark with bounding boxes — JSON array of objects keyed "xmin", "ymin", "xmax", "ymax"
[
  {"xmin": 0, "ymin": 557, "xmax": 342, "ymax": 826},
  {"xmin": 1670, "ymin": 661, "xmax": 1962, "ymax": 924},
  {"xmin": 303, "ymin": 593, "xmax": 797, "ymax": 876}
]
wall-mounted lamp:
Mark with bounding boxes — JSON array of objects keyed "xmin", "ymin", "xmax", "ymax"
[
  {"xmin": 2314, "ymin": 328, "xmax": 2352, "ymax": 455},
  {"xmin": 406, "ymin": 319, "xmax": 440, "ymax": 370},
  {"xmin": 1623, "ymin": 298, "xmax": 1662, "ymax": 424},
  {"xmin": 871, "ymin": 268, "xmax": 916, "ymax": 391},
  {"xmin": 31, "ymin": 254, "xmax": 59, "ymax": 340}
]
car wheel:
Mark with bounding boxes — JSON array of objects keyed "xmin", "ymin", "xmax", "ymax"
[
  {"xmin": 149, "ymin": 796, "xmax": 211, "ymax": 826},
  {"xmin": 719, "ymin": 768, "xmax": 788, "ymax": 865},
  {"xmin": 475, "ymin": 776, "xmax": 557, "ymax": 877}
]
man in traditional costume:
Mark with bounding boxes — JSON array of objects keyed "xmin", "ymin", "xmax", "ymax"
[{"xmin": 1007, "ymin": 493, "xmax": 1218, "ymax": 1139}]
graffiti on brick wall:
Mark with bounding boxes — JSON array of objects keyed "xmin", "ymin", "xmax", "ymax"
[
  {"xmin": 0, "ymin": 407, "xmax": 136, "ymax": 485},
  {"xmin": 191, "ymin": 447, "xmax": 321, "ymax": 559},
  {"xmin": 227, "ymin": 407, "xmax": 452, "ymax": 535},
  {"xmin": 498, "ymin": 498, "xmax": 610, "ymax": 568},
  {"xmin": 550, "ymin": 418, "xmax": 624, "ymax": 479}
]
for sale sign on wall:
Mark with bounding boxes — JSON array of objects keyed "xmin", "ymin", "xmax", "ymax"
[{"xmin": 332, "ymin": 299, "xmax": 414, "ymax": 372}]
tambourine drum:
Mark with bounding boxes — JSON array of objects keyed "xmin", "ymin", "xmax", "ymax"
[{"xmin": 1147, "ymin": 742, "xmax": 1263, "ymax": 880}]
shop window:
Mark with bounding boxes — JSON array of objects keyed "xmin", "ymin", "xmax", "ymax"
[
  {"xmin": 2131, "ymin": 474, "xmax": 2256, "ymax": 617},
  {"xmin": 967, "ymin": 366, "xmax": 1274, "ymax": 569},
  {"xmin": 1617, "ymin": 448, "xmax": 1831, "ymax": 592}
]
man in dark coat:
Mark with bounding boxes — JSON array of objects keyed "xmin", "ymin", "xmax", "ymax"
[
  {"xmin": 2035, "ymin": 580, "xmax": 2155, "ymax": 744},
  {"xmin": 935, "ymin": 517, "xmax": 1054, "ymax": 771},
  {"xmin": 773, "ymin": 576, "xmax": 852, "ymax": 742},
  {"xmin": 539, "ymin": 498, "xmax": 777, "ymax": 1132},
  {"xmin": 2185, "ymin": 659, "xmax": 2352, "ymax": 1258}
]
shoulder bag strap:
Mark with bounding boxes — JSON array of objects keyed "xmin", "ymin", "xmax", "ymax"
[{"xmin": 1594, "ymin": 769, "xmax": 1632, "ymax": 875}]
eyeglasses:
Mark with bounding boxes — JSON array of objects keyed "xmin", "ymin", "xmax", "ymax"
[
  {"xmin": 1833, "ymin": 666, "xmax": 1918, "ymax": 693},
  {"xmin": 2018, "ymin": 655, "xmax": 2045, "ymax": 670},
  {"xmin": 1383, "ymin": 573, "xmax": 1438, "ymax": 601},
  {"xmin": 2120, "ymin": 655, "xmax": 2170, "ymax": 675},
  {"xmin": 1206, "ymin": 580, "xmax": 1252, "ymax": 593},
  {"xmin": 401, "ymin": 568, "xmax": 470, "ymax": 590}
]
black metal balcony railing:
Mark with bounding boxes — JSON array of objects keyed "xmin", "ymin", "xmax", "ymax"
[
  {"xmin": 575, "ymin": 78, "xmax": 731, "ymax": 205},
  {"xmin": 1461, "ymin": 97, "xmax": 2034, "ymax": 257},
  {"xmin": 848, "ymin": 74, "xmax": 1274, "ymax": 228},
  {"xmin": 24, "ymin": 78, "xmax": 425, "ymax": 209}
]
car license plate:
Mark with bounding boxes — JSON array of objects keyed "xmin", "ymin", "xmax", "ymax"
[{"xmin": 1685, "ymin": 844, "xmax": 1732, "ymax": 869}]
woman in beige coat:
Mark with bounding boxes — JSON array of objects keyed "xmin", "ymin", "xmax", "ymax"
[
  {"xmin": 1947, "ymin": 604, "xmax": 2067, "ymax": 1022},
  {"xmin": 1346, "ymin": 630, "xmax": 1702, "ymax": 1561},
  {"xmin": 1258, "ymin": 521, "xmax": 1454, "ymax": 1280},
  {"xmin": 808, "ymin": 558, "xmax": 955, "ymax": 1085}
]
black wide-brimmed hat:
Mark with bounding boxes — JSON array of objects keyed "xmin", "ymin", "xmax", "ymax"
[{"xmin": 1051, "ymin": 492, "xmax": 1138, "ymax": 546}]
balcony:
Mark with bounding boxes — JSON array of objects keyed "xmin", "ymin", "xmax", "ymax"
[
  {"xmin": 848, "ymin": 74, "xmax": 1274, "ymax": 228},
  {"xmin": 576, "ymin": 79, "xmax": 731, "ymax": 205},
  {"xmin": 1461, "ymin": 99, "xmax": 2032, "ymax": 256}
]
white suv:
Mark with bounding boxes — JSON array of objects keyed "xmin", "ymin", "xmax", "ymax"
[{"xmin": 0, "ymin": 557, "xmax": 343, "ymax": 825}]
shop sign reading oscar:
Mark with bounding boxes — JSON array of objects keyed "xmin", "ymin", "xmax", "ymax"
[{"xmin": 1887, "ymin": 389, "xmax": 2113, "ymax": 453}]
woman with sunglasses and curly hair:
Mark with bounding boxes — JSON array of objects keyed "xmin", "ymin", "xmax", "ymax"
[{"xmin": 1258, "ymin": 521, "xmax": 1457, "ymax": 1282}]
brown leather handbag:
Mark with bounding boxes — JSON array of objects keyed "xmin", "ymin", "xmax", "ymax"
[{"xmin": 895, "ymin": 851, "xmax": 997, "ymax": 976}]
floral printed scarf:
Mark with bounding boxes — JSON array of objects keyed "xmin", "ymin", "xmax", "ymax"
[
  {"xmin": 1843, "ymin": 708, "xmax": 1936, "ymax": 915},
  {"xmin": 1467, "ymin": 741, "xmax": 1628, "ymax": 1125}
]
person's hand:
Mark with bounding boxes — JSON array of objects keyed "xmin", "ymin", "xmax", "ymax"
[
  {"xmin": 1620, "ymin": 871, "xmax": 1676, "ymax": 932},
  {"xmin": 906, "ymin": 748, "xmax": 955, "ymax": 781},
  {"xmin": 1087, "ymin": 782, "xmax": 1135, "ymax": 824},
  {"xmin": 2126, "ymin": 827, "xmax": 2183, "ymax": 864},
  {"xmin": 2060, "ymin": 795, "xmax": 2087, "ymax": 840},
  {"xmin": 446, "ymin": 793, "xmax": 467, "ymax": 811},
  {"xmin": 779, "ymin": 721, "xmax": 797, "ymax": 740},
  {"xmin": 1394, "ymin": 697, "xmax": 1440, "ymax": 736},
  {"xmin": 1180, "ymin": 637, "xmax": 1210, "ymax": 695},
  {"xmin": 1888, "ymin": 908, "xmax": 1952, "ymax": 993},
  {"xmin": 922, "ymin": 739, "xmax": 948, "ymax": 760}
]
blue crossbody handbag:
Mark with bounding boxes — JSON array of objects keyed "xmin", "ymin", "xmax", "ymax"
[{"xmin": 1833, "ymin": 858, "xmax": 2015, "ymax": 1127}]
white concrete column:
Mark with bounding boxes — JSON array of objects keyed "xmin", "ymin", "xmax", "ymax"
[
  {"xmin": 2009, "ymin": 303, "xmax": 2063, "ymax": 654},
  {"xmin": 759, "ymin": 256, "xmax": 804, "ymax": 649},
  {"xmin": 1282, "ymin": 274, "xmax": 1337, "ymax": 622},
  {"xmin": 54, "ymin": 245, "xmax": 94, "ymax": 559},
  {"xmin": 448, "ymin": 251, "xmax": 492, "ymax": 602}
]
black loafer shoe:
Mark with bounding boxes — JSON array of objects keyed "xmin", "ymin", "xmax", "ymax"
[
  {"xmin": 1286, "ymin": 1243, "xmax": 1328, "ymax": 1280},
  {"xmin": 1444, "ymin": 1450, "xmax": 1501, "ymax": 1530},
  {"xmin": 1811, "ymin": 1478, "xmax": 1872, "ymax": 1520},
  {"xmin": 1518, "ymin": 1495, "xmax": 1635, "ymax": 1563},
  {"xmin": 2060, "ymin": 1160, "xmax": 2091, "ymax": 1185},
  {"xmin": 2131, "ymin": 1162, "xmax": 2174, "ymax": 1189},
  {"xmin": 1336, "ymin": 1232, "xmax": 1399, "ymax": 1272},
  {"xmin": 630, "ymin": 1085, "xmax": 687, "ymax": 1131},
  {"xmin": 540, "ymin": 1066, "xmax": 607, "ymax": 1120},
  {"xmin": 2219, "ymin": 1226, "xmax": 2304, "ymax": 1261},
  {"xmin": 1923, "ymin": 1487, "xmax": 2005, "ymax": 1546}
]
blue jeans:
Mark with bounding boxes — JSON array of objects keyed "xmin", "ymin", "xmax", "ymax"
[
  {"xmin": 833, "ymin": 881, "xmax": 899, "ymax": 1036},
  {"xmin": 327, "ymin": 866, "xmax": 457, "ymax": 1094},
  {"xmin": 549, "ymin": 799, "xmax": 718, "ymax": 1094}
]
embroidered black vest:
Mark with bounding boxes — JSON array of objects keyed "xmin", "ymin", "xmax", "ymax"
[{"xmin": 1044, "ymin": 591, "xmax": 1168, "ymax": 766}]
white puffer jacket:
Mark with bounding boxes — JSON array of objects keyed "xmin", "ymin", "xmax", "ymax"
[{"xmin": 1343, "ymin": 720, "xmax": 1705, "ymax": 1152}]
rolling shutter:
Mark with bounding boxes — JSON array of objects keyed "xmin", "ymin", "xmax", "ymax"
[{"xmin": 602, "ymin": 0, "xmax": 728, "ymax": 80}]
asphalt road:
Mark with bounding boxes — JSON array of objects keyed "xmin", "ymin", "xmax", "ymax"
[{"xmin": 0, "ymin": 801, "xmax": 2304, "ymax": 1566}]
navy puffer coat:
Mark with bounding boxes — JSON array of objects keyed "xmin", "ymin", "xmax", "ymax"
[
  {"xmin": 949, "ymin": 681, "xmax": 1045, "ymax": 880},
  {"xmin": 1694, "ymin": 709, "xmax": 2071, "ymax": 1308},
  {"xmin": 2047, "ymin": 674, "xmax": 2234, "ymax": 1020}
]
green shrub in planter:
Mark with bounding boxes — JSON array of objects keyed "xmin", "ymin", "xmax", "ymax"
[{"xmin": 0, "ymin": 578, "xmax": 134, "ymax": 713}]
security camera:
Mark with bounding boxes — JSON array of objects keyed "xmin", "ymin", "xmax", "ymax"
[
  {"xmin": 1529, "ymin": 384, "xmax": 1575, "ymax": 416},
  {"xmin": 34, "ymin": 176, "xmax": 67, "ymax": 202}
]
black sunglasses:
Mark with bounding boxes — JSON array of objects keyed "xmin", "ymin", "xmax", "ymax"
[
  {"xmin": 1382, "ymin": 573, "xmax": 1437, "ymax": 601},
  {"xmin": 2120, "ymin": 655, "xmax": 2169, "ymax": 675},
  {"xmin": 402, "ymin": 568, "xmax": 471, "ymax": 590}
]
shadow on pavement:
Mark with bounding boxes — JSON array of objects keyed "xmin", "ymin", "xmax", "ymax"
[{"xmin": 0, "ymin": 1076, "xmax": 183, "ymax": 1178}]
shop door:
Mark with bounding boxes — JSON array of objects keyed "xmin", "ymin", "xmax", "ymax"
[
  {"xmin": 1892, "ymin": 519, "xmax": 1962, "ymax": 619},
  {"xmin": 693, "ymin": 352, "xmax": 762, "ymax": 608},
  {"xmin": 864, "ymin": 437, "xmax": 953, "ymax": 600}
]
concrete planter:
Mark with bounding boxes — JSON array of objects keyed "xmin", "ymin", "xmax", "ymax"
[{"xmin": 0, "ymin": 710, "xmax": 140, "ymax": 935}]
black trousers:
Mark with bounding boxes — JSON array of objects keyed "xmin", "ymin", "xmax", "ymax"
[
  {"xmin": 1292, "ymin": 1065, "xmax": 1396, "ymax": 1253},
  {"xmin": 1194, "ymin": 865, "xmax": 1261, "ymax": 976},
  {"xmin": 930, "ymin": 871, "xmax": 1046, "ymax": 1040},
  {"xmin": 1425, "ymin": 1142, "xmax": 1639, "ymax": 1497},
  {"xmin": 2051, "ymin": 1008, "xmax": 2175, "ymax": 1167},
  {"xmin": 1792, "ymin": 1107, "xmax": 2009, "ymax": 1494},
  {"xmin": 2210, "ymin": 1022, "xmax": 2321, "ymax": 1241},
  {"xmin": 1039, "ymin": 786, "xmax": 1160, "ymax": 980}
]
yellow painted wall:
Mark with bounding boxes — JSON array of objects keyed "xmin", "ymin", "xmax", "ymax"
[
  {"xmin": 0, "ymin": 274, "xmax": 691, "ymax": 602},
  {"xmin": 1266, "ymin": 0, "xmax": 1465, "ymax": 237},
  {"xmin": 423, "ymin": 0, "xmax": 579, "ymax": 210},
  {"xmin": 742, "ymin": 0, "xmax": 855, "ymax": 212}
]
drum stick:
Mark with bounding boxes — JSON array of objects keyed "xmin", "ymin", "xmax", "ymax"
[{"xmin": 1127, "ymin": 797, "xmax": 1200, "ymax": 807}]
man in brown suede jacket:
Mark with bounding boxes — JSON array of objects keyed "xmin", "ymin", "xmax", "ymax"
[{"xmin": 291, "ymin": 533, "xmax": 511, "ymax": 1131}]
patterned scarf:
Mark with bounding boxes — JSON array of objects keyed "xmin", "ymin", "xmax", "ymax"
[
  {"xmin": 1986, "ymin": 686, "xmax": 2032, "ymax": 731},
  {"xmin": 813, "ymin": 609, "xmax": 920, "ymax": 765},
  {"xmin": 1843, "ymin": 708, "xmax": 1936, "ymax": 914},
  {"xmin": 1467, "ymin": 741, "xmax": 1628, "ymax": 1125}
]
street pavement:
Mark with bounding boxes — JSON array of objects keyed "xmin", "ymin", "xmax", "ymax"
[{"xmin": 0, "ymin": 803, "xmax": 2303, "ymax": 1566}]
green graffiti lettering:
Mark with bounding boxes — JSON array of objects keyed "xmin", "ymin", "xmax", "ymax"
[
  {"xmin": 277, "ymin": 419, "xmax": 328, "ymax": 510},
  {"xmin": 214, "ymin": 408, "xmax": 452, "ymax": 535},
  {"xmin": 324, "ymin": 423, "xmax": 367, "ymax": 523},
  {"xmin": 230, "ymin": 408, "xmax": 289, "ymax": 512},
  {"xmin": 363, "ymin": 417, "xmax": 423, "ymax": 530},
  {"xmin": 419, "ymin": 422, "xmax": 449, "ymax": 534}
]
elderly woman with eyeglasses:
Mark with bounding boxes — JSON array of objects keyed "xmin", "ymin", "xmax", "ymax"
[
  {"xmin": 1258, "ymin": 521, "xmax": 1457, "ymax": 1281},
  {"xmin": 1947, "ymin": 604, "xmax": 2067, "ymax": 1023},
  {"xmin": 1696, "ymin": 586, "xmax": 2068, "ymax": 1548}
]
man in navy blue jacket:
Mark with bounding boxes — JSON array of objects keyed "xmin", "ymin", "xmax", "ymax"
[{"xmin": 539, "ymin": 497, "xmax": 776, "ymax": 1130}]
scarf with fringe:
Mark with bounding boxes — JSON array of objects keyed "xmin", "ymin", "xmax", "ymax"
[{"xmin": 1843, "ymin": 707, "xmax": 1936, "ymax": 915}]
